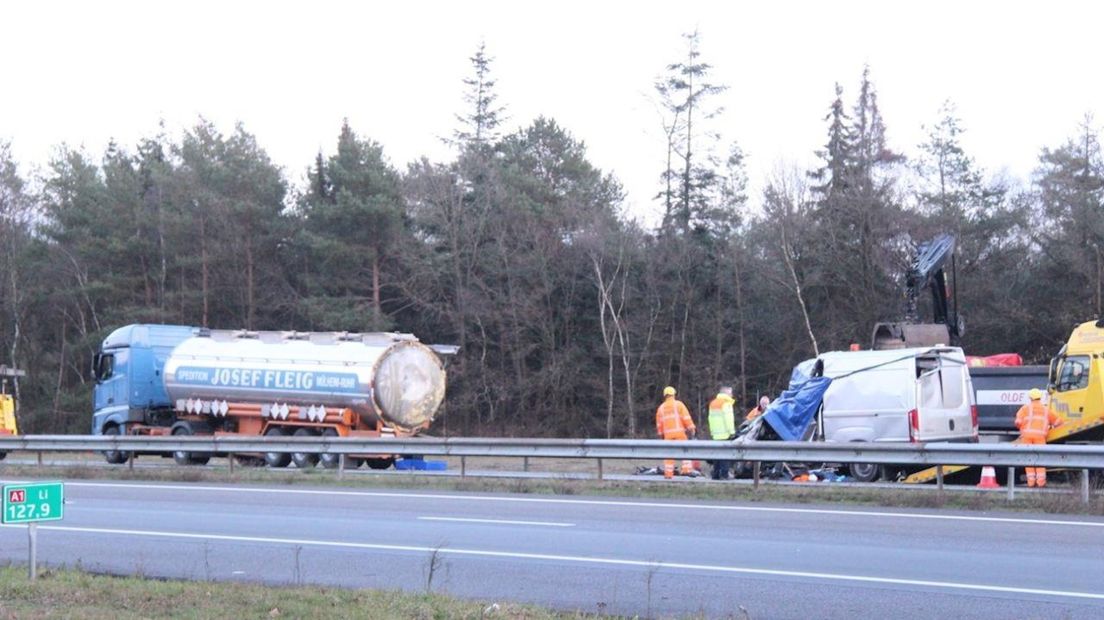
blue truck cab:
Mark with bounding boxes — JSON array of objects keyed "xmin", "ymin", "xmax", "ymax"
[{"xmin": 92, "ymin": 324, "xmax": 195, "ymax": 436}]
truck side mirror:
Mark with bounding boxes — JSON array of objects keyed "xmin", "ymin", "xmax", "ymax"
[{"xmin": 92, "ymin": 354, "xmax": 102, "ymax": 382}]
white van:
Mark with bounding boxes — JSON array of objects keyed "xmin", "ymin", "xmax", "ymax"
[{"xmin": 813, "ymin": 346, "xmax": 978, "ymax": 480}]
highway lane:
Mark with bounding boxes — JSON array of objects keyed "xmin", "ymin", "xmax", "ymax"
[{"xmin": 0, "ymin": 480, "xmax": 1101, "ymax": 618}]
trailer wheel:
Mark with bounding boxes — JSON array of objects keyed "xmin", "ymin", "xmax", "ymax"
[
  {"xmin": 102, "ymin": 425, "xmax": 130, "ymax": 465},
  {"xmin": 319, "ymin": 428, "xmax": 341, "ymax": 469},
  {"xmin": 172, "ymin": 424, "xmax": 210, "ymax": 466},
  {"xmin": 263, "ymin": 427, "xmax": 291, "ymax": 468},
  {"xmin": 291, "ymin": 428, "xmax": 319, "ymax": 469}
]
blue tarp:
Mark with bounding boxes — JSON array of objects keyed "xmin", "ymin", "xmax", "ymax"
[{"xmin": 762, "ymin": 376, "xmax": 833, "ymax": 441}]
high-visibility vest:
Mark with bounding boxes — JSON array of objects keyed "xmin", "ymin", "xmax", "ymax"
[
  {"xmin": 708, "ymin": 396, "xmax": 735, "ymax": 439},
  {"xmin": 657, "ymin": 399, "xmax": 693, "ymax": 437},
  {"xmin": 1016, "ymin": 401, "xmax": 1056, "ymax": 441}
]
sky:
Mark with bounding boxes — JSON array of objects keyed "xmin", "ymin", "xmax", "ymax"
[{"xmin": 2, "ymin": 0, "xmax": 1102, "ymax": 223}]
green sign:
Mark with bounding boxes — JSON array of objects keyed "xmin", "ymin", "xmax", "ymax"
[{"xmin": 2, "ymin": 482, "xmax": 64, "ymax": 523}]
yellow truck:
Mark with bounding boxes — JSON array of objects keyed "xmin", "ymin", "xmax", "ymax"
[
  {"xmin": 905, "ymin": 319, "xmax": 1104, "ymax": 483},
  {"xmin": 0, "ymin": 393, "xmax": 17, "ymax": 460},
  {"xmin": 1046, "ymin": 319, "xmax": 1104, "ymax": 442},
  {"xmin": 0, "ymin": 365, "xmax": 23, "ymax": 459}
]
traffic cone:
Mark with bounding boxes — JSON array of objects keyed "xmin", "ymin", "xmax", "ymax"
[{"xmin": 977, "ymin": 466, "xmax": 1000, "ymax": 489}]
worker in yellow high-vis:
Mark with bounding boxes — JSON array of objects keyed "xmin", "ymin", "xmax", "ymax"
[{"xmin": 707, "ymin": 386, "xmax": 736, "ymax": 480}]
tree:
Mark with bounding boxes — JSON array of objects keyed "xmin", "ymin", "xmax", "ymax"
[
  {"xmin": 454, "ymin": 41, "xmax": 506, "ymax": 150},
  {"xmin": 296, "ymin": 120, "xmax": 404, "ymax": 330},
  {"xmin": 806, "ymin": 68, "xmax": 904, "ymax": 347},
  {"xmin": 654, "ymin": 29, "xmax": 727, "ymax": 231},
  {"xmin": 1034, "ymin": 116, "xmax": 1104, "ymax": 319}
]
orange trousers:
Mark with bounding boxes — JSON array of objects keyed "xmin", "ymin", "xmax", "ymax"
[
  {"xmin": 662, "ymin": 431, "xmax": 693, "ymax": 479},
  {"xmin": 1022, "ymin": 436, "xmax": 1047, "ymax": 487}
]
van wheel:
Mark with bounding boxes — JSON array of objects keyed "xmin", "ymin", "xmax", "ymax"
[
  {"xmin": 291, "ymin": 428, "xmax": 319, "ymax": 469},
  {"xmin": 849, "ymin": 462, "xmax": 881, "ymax": 483},
  {"xmin": 263, "ymin": 427, "xmax": 291, "ymax": 468},
  {"xmin": 102, "ymin": 425, "xmax": 130, "ymax": 465}
]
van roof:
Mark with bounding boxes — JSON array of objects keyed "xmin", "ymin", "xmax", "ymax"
[{"xmin": 818, "ymin": 346, "xmax": 965, "ymax": 373}]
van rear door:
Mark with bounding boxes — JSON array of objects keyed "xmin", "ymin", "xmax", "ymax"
[{"xmin": 914, "ymin": 353, "xmax": 976, "ymax": 442}]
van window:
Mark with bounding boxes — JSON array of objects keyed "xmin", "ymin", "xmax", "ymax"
[
  {"xmin": 917, "ymin": 355, "xmax": 965, "ymax": 409},
  {"xmin": 1057, "ymin": 355, "xmax": 1090, "ymax": 392}
]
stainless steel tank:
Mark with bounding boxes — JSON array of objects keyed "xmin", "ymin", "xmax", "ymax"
[{"xmin": 162, "ymin": 330, "xmax": 446, "ymax": 431}]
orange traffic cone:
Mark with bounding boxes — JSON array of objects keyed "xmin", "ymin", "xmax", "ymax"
[{"xmin": 977, "ymin": 466, "xmax": 1000, "ymax": 489}]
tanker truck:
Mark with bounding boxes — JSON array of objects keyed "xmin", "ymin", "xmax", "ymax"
[{"xmin": 90, "ymin": 324, "xmax": 453, "ymax": 469}]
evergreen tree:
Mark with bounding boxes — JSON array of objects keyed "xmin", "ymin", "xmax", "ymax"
[
  {"xmin": 654, "ymin": 29, "xmax": 727, "ymax": 232},
  {"xmin": 297, "ymin": 120, "xmax": 404, "ymax": 330},
  {"xmin": 454, "ymin": 41, "xmax": 506, "ymax": 150}
]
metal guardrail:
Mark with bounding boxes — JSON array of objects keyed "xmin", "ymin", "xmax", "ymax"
[{"xmin": 0, "ymin": 435, "xmax": 1102, "ymax": 469}]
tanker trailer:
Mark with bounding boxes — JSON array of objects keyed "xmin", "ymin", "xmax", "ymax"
[{"xmin": 91, "ymin": 324, "xmax": 450, "ymax": 469}]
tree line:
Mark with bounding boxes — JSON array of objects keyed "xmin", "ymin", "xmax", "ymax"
[{"xmin": 0, "ymin": 35, "xmax": 1101, "ymax": 437}]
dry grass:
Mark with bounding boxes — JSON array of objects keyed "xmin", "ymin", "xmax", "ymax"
[{"xmin": 0, "ymin": 566, "xmax": 598, "ymax": 619}]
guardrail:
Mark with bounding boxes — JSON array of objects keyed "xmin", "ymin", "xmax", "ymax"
[
  {"xmin": 1, "ymin": 435, "xmax": 1102, "ymax": 467},
  {"xmin": 0, "ymin": 436, "xmax": 1101, "ymax": 501}
]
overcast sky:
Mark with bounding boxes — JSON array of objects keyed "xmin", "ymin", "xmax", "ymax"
[{"xmin": 2, "ymin": 1, "xmax": 1102, "ymax": 222}]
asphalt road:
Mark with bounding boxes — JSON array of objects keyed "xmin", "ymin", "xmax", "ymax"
[{"xmin": 0, "ymin": 480, "xmax": 1101, "ymax": 619}]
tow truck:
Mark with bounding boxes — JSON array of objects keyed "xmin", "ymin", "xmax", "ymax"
[{"xmin": 905, "ymin": 319, "xmax": 1104, "ymax": 484}]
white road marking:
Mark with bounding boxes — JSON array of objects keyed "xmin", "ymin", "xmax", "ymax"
[
  {"xmin": 417, "ymin": 516, "xmax": 574, "ymax": 527},
  {"xmin": 0, "ymin": 523, "xmax": 1100, "ymax": 601},
  {"xmin": 56, "ymin": 481, "xmax": 1104, "ymax": 529}
]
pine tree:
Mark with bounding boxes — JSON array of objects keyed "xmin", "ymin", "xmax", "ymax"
[
  {"xmin": 454, "ymin": 41, "xmax": 506, "ymax": 150},
  {"xmin": 654, "ymin": 29, "xmax": 727, "ymax": 232}
]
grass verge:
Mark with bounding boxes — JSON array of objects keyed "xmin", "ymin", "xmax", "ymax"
[
  {"xmin": 0, "ymin": 566, "xmax": 591, "ymax": 619},
  {"xmin": 1, "ymin": 459, "xmax": 1102, "ymax": 516}
]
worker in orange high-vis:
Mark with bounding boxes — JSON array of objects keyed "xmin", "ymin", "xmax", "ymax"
[
  {"xmin": 1014, "ymin": 388, "xmax": 1061, "ymax": 487},
  {"xmin": 656, "ymin": 386, "xmax": 697, "ymax": 479},
  {"xmin": 746, "ymin": 395, "xmax": 771, "ymax": 421}
]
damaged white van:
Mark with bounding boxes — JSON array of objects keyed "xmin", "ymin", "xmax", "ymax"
[{"xmin": 812, "ymin": 346, "xmax": 978, "ymax": 480}]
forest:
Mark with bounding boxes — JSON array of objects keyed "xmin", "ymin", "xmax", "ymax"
[{"xmin": 0, "ymin": 34, "xmax": 1101, "ymax": 437}]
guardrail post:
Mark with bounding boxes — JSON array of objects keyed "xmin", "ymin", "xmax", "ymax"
[
  {"xmin": 597, "ymin": 458, "xmax": 604, "ymax": 481},
  {"xmin": 36, "ymin": 451, "xmax": 42, "ymax": 467},
  {"xmin": 228, "ymin": 453, "xmax": 235, "ymax": 474},
  {"xmin": 935, "ymin": 465, "xmax": 944, "ymax": 494},
  {"xmin": 127, "ymin": 452, "xmax": 134, "ymax": 471},
  {"xmin": 523, "ymin": 456, "xmax": 530, "ymax": 472},
  {"xmin": 461, "ymin": 456, "xmax": 467, "ymax": 478},
  {"xmin": 752, "ymin": 461, "xmax": 761, "ymax": 490},
  {"xmin": 27, "ymin": 523, "xmax": 37, "ymax": 581},
  {"xmin": 338, "ymin": 454, "xmax": 346, "ymax": 481},
  {"xmin": 1007, "ymin": 467, "xmax": 1015, "ymax": 501},
  {"xmin": 1082, "ymin": 469, "xmax": 1091, "ymax": 505}
]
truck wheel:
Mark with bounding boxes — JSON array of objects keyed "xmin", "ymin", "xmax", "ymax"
[
  {"xmin": 102, "ymin": 425, "xmax": 130, "ymax": 465},
  {"xmin": 319, "ymin": 428, "xmax": 341, "ymax": 469},
  {"xmin": 172, "ymin": 425, "xmax": 210, "ymax": 466},
  {"xmin": 364, "ymin": 457, "xmax": 395, "ymax": 470},
  {"xmin": 848, "ymin": 462, "xmax": 881, "ymax": 483},
  {"xmin": 291, "ymin": 428, "xmax": 319, "ymax": 469},
  {"xmin": 263, "ymin": 427, "xmax": 291, "ymax": 468}
]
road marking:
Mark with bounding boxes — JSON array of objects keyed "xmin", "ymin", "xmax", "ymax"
[
  {"xmin": 1, "ymin": 523, "xmax": 1101, "ymax": 601},
  {"xmin": 58, "ymin": 482, "xmax": 1104, "ymax": 529},
  {"xmin": 417, "ymin": 516, "xmax": 574, "ymax": 527}
]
